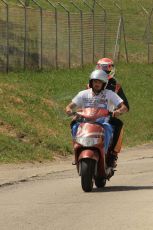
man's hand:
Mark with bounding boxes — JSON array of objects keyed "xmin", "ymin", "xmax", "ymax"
[
  {"xmin": 113, "ymin": 102, "xmax": 128, "ymax": 117},
  {"xmin": 113, "ymin": 110, "xmax": 122, "ymax": 117},
  {"xmin": 66, "ymin": 107, "xmax": 73, "ymax": 116},
  {"xmin": 65, "ymin": 102, "xmax": 77, "ymax": 116}
]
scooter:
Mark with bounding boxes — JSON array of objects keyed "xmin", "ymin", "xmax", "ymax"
[{"xmin": 71, "ymin": 108, "xmax": 115, "ymax": 192}]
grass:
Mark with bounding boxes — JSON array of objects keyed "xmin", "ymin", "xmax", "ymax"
[
  {"xmin": 0, "ymin": 63, "xmax": 153, "ymax": 163},
  {"xmin": 117, "ymin": 63, "xmax": 153, "ymax": 146}
]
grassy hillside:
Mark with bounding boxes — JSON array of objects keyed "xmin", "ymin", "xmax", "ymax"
[{"xmin": 0, "ymin": 63, "xmax": 153, "ymax": 163}]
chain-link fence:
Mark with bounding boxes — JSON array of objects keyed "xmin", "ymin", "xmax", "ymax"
[{"xmin": 0, "ymin": 2, "xmax": 153, "ymax": 72}]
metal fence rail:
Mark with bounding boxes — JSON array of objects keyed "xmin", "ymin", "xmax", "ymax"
[{"xmin": 0, "ymin": 2, "xmax": 153, "ymax": 72}]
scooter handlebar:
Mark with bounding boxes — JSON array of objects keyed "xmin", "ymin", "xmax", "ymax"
[
  {"xmin": 67, "ymin": 111, "xmax": 77, "ymax": 117},
  {"xmin": 68, "ymin": 110, "xmax": 113, "ymax": 121}
]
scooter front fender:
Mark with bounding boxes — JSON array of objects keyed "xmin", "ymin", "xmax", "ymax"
[{"xmin": 78, "ymin": 149, "xmax": 99, "ymax": 162}]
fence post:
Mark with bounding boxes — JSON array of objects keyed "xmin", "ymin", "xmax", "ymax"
[
  {"xmin": 70, "ymin": 2, "xmax": 84, "ymax": 67},
  {"xmin": 93, "ymin": 1, "xmax": 107, "ymax": 58},
  {"xmin": 58, "ymin": 3, "xmax": 71, "ymax": 68},
  {"xmin": 83, "ymin": 1, "xmax": 95, "ymax": 63},
  {"xmin": 30, "ymin": 0, "xmax": 43, "ymax": 70},
  {"xmin": 45, "ymin": 0, "xmax": 58, "ymax": 68},
  {"xmin": 113, "ymin": 16, "xmax": 122, "ymax": 62},
  {"xmin": 17, "ymin": 0, "xmax": 27, "ymax": 70},
  {"xmin": 147, "ymin": 8, "xmax": 153, "ymax": 64},
  {"xmin": 114, "ymin": 1, "xmax": 128, "ymax": 63},
  {"xmin": 1, "ymin": 0, "xmax": 9, "ymax": 72}
]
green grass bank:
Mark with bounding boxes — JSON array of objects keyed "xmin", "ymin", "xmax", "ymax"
[{"xmin": 0, "ymin": 63, "xmax": 153, "ymax": 163}]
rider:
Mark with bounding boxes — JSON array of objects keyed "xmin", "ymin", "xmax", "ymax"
[
  {"xmin": 66, "ymin": 69, "xmax": 128, "ymax": 167},
  {"xmin": 95, "ymin": 58, "xmax": 129, "ymax": 167}
]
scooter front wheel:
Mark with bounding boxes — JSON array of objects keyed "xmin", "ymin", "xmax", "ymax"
[{"xmin": 80, "ymin": 158, "xmax": 95, "ymax": 192}]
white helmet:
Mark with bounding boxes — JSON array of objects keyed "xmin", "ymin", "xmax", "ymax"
[{"xmin": 89, "ymin": 69, "xmax": 108, "ymax": 88}]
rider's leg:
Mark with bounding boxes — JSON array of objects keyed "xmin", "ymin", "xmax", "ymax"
[
  {"xmin": 100, "ymin": 122, "xmax": 113, "ymax": 154},
  {"xmin": 70, "ymin": 120, "xmax": 79, "ymax": 138},
  {"xmin": 70, "ymin": 120, "xmax": 80, "ymax": 165},
  {"xmin": 108, "ymin": 117, "xmax": 123, "ymax": 167},
  {"xmin": 109, "ymin": 117, "xmax": 123, "ymax": 152},
  {"xmin": 114, "ymin": 126, "xmax": 124, "ymax": 153}
]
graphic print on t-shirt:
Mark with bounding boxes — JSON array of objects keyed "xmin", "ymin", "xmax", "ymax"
[{"xmin": 83, "ymin": 93, "xmax": 108, "ymax": 109}]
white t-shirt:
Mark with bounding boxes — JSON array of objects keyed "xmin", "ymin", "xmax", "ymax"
[{"xmin": 72, "ymin": 88, "xmax": 123, "ymax": 111}]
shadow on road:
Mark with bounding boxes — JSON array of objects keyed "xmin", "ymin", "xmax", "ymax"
[{"xmin": 92, "ymin": 185, "xmax": 153, "ymax": 193}]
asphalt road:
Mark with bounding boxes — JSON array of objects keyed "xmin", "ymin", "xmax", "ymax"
[{"xmin": 0, "ymin": 144, "xmax": 153, "ymax": 230}]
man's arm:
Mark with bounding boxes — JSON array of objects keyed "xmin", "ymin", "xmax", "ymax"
[
  {"xmin": 113, "ymin": 102, "xmax": 128, "ymax": 117},
  {"xmin": 65, "ymin": 102, "xmax": 77, "ymax": 115},
  {"xmin": 117, "ymin": 87, "xmax": 129, "ymax": 111}
]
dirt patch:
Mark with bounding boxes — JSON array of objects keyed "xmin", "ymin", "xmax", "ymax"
[
  {"xmin": 41, "ymin": 98, "xmax": 57, "ymax": 107},
  {"xmin": 9, "ymin": 96, "xmax": 24, "ymax": 104}
]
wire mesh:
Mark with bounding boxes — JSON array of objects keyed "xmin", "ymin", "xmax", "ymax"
[
  {"xmin": 26, "ymin": 8, "xmax": 41, "ymax": 69},
  {"xmin": 0, "ymin": 5, "xmax": 8, "ymax": 71},
  {"xmin": 123, "ymin": 11, "xmax": 148, "ymax": 63},
  {"xmin": 8, "ymin": 6, "xmax": 25, "ymax": 70},
  {"xmin": 0, "ymin": 3, "xmax": 152, "ymax": 72},
  {"xmin": 42, "ymin": 10, "xmax": 57, "ymax": 69}
]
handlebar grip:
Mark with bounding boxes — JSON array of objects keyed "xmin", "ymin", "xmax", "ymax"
[{"xmin": 67, "ymin": 111, "xmax": 77, "ymax": 117}]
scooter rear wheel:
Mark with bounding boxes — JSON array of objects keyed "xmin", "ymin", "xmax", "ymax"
[{"xmin": 80, "ymin": 158, "xmax": 95, "ymax": 192}]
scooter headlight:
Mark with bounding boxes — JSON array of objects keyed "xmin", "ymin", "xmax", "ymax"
[{"xmin": 75, "ymin": 137, "xmax": 100, "ymax": 147}]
